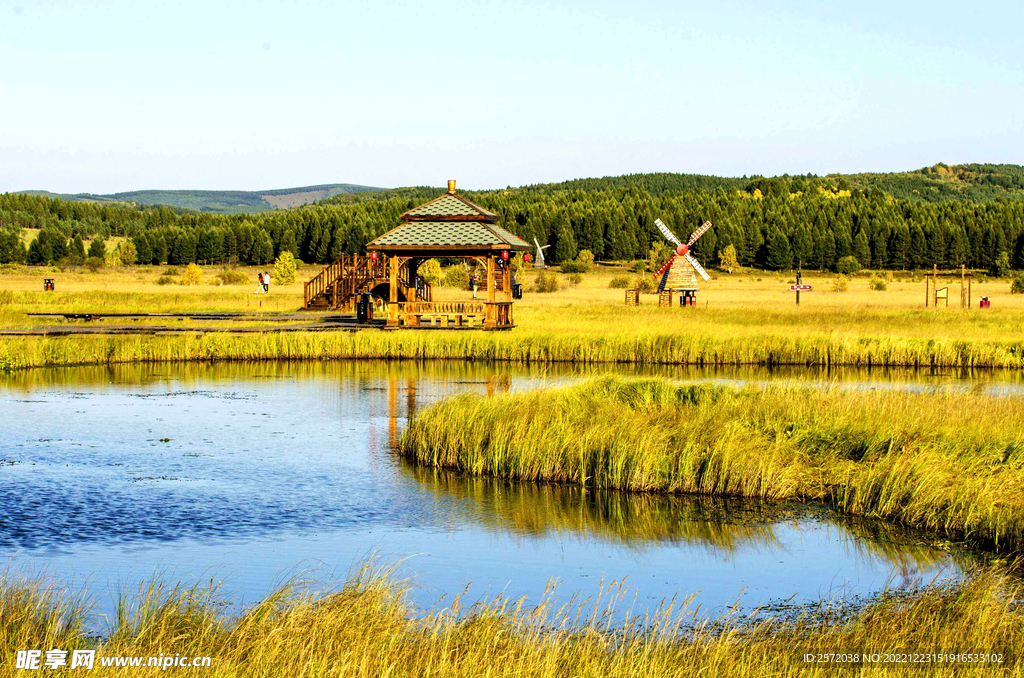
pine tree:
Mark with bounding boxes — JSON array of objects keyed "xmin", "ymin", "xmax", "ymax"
[
  {"xmin": 280, "ymin": 229, "xmax": 299, "ymax": 259},
  {"xmin": 50, "ymin": 233, "xmax": 69, "ymax": 262},
  {"xmin": 909, "ymin": 224, "xmax": 927, "ymax": 269},
  {"xmin": 70, "ymin": 235, "xmax": 86, "ymax": 263},
  {"xmin": 553, "ymin": 215, "xmax": 577, "ymax": 262},
  {"xmin": 221, "ymin": 228, "xmax": 237, "ymax": 263},
  {"xmin": 764, "ymin": 229, "xmax": 793, "ymax": 271},
  {"xmin": 87, "ymin": 237, "xmax": 106, "ymax": 261},
  {"xmin": 853, "ymin": 230, "xmax": 871, "ymax": 268},
  {"xmin": 132, "ymin": 233, "xmax": 152, "ymax": 266}
]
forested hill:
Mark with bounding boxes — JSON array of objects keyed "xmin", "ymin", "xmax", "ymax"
[
  {"xmin": 837, "ymin": 164, "xmax": 1024, "ymax": 203},
  {"xmin": 323, "ymin": 165, "xmax": 1024, "ymax": 206},
  {"xmin": 4, "ymin": 163, "xmax": 1024, "ymax": 275},
  {"xmin": 20, "ymin": 183, "xmax": 381, "ymax": 214}
]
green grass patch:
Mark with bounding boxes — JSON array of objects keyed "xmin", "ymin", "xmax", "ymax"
[{"xmin": 401, "ymin": 377, "xmax": 1024, "ymax": 553}]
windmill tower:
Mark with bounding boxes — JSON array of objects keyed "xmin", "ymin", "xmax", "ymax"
[
  {"xmin": 533, "ymin": 237, "xmax": 551, "ymax": 269},
  {"xmin": 653, "ymin": 218, "xmax": 712, "ymax": 306}
]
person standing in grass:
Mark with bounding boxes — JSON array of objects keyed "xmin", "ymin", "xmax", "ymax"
[
  {"xmin": 264, "ymin": 272, "xmax": 271, "ymax": 294},
  {"xmin": 255, "ymin": 272, "xmax": 264, "ymax": 294}
]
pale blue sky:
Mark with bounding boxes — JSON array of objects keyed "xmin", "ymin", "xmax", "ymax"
[{"xmin": 1, "ymin": 0, "xmax": 1022, "ymax": 193}]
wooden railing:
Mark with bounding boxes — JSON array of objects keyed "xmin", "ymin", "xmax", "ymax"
[
  {"xmin": 401, "ymin": 301, "xmax": 487, "ymax": 315},
  {"xmin": 303, "ymin": 254, "xmax": 431, "ymax": 309}
]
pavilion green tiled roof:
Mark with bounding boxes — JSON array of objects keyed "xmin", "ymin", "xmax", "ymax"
[
  {"xmin": 368, "ymin": 221, "xmax": 530, "ymax": 250},
  {"xmin": 401, "ymin": 193, "xmax": 499, "ymax": 221}
]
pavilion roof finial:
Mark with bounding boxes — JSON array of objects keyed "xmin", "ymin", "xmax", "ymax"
[{"xmin": 447, "ymin": 179, "xmax": 456, "ymax": 194}]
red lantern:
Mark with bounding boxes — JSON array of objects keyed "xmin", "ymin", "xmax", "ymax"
[
  {"xmin": 501, "ymin": 250, "xmax": 509, "ymax": 260},
  {"xmin": 370, "ymin": 251, "xmax": 378, "ymax": 261},
  {"xmin": 523, "ymin": 253, "xmax": 531, "ymax": 263}
]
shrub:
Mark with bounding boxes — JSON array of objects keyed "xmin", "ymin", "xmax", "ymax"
[
  {"xmin": 634, "ymin": 276, "xmax": 657, "ymax": 294},
  {"xmin": 836, "ymin": 256, "xmax": 861, "ymax": 274},
  {"xmin": 869, "ymin": 276, "xmax": 888, "ymax": 291},
  {"xmin": 180, "ymin": 263, "xmax": 203, "ymax": 286},
  {"xmin": 162, "ymin": 267, "xmax": 179, "ymax": 276},
  {"xmin": 832, "ymin": 274, "xmax": 849, "ymax": 292},
  {"xmin": 631, "ymin": 260, "xmax": 646, "ymax": 273},
  {"xmin": 560, "ymin": 250, "xmax": 594, "ymax": 274},
  {"xmin": 533, "ymin": 272, "xmax": 559, "ymax": 293},
  {"xmin": 215, "ymin": 269, "xmax": 249, "ymax": 286},
  {"xmin": 441, "ymin": 265, "xmax": 470, "ymax": 289},
  {"xmin": 84, "ymin": 257, "xmax": 104, "ymax": 272},
  {"xmin": 0, "ymin": 289, "xmax": 13, "ymax": 305},
  {"xmin": 156, "ymin": 275, "xmax": 176, "ymax": 286},
  {"xmin": 567, "ymin": 272, "xmax": 583, "ymax": 287},
  {"xmin": 419, "ymin": 258, "xmax": 442, "ymax": 285},
  {"xmin": 609, "ymin": 275, "xmax": 631, "ymax": 289},
  {"xmin": 107, "ymin": 240, "xmax": 137, "ymax": 267},
  {"xmin": 1011, "ymin": 274, "xmax": 1024, "ymax": 294},
  {"xmin": 272, "ymin": 251, "xmax": 298, "ymax": 285}
]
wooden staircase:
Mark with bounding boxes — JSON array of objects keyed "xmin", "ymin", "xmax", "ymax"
[{"xmin": 303, "ymin": 254, "xmax": 432, "ymax": 311}]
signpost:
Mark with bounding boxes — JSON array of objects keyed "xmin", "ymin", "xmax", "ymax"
[{"xmin": 790, "ymin": 271, "xmax": 812, "ymax": 305}]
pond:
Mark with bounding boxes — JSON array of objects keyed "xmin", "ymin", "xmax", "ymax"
[{"xmin": 0, "ymin": 361, "xmax": 994, "ymax": 622}]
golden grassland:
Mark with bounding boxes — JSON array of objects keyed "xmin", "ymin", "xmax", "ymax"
[
  {"xmin": 2, "ymin": 567, "xmax": 1022, "ymax": 677},
  {"xmin": 401, "ymin": 377, "xmax": 1024, "ymax": 554},
  {"xmin": 2, "ymin": 263, "xmax": 1024, "ymax": 371}
]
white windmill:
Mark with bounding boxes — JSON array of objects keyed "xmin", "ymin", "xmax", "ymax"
[
  {"xmin": 533, "ymin": 237, "xmax": 551, "ymax": 269},
  {"xmin": 652, "ymin": 218, "xmax": 712, "ymax": 306}
]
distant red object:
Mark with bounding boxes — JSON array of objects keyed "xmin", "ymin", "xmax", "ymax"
[
  {"xmin": 501, "ymin": 250, "xmax": 509, "ymax": 260},
  {"xmin": 43, "ymin": 279, "xmax": 55, "ymax": 291},
  {"xmin": 790, "ymin": 284, "xmax": 812, "ymax": 291},
  {"xmin": 524, "ymin": 253, "xmax": 531, "ymax": 263},
  {"xmin": 370, "ymin": 251, "xmax": 378, "ymax": 261},
  {"xmin": 980, "ymin": 296, "xmax": 991, "ymax": 308}
]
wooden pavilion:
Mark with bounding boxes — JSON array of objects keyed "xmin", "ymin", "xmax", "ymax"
[{"xmin": 366, "ymin": 181, "xmax": 530, "ymax": 329}]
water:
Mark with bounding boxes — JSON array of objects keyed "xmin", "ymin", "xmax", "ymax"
[{"xmin": 0, "ymin": 361, "xmax": 987, "ymax": 622}]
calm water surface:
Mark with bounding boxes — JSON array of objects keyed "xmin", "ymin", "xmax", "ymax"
[{"xmin": 0, "ymin": 362, "xmax": 993, "ymax": 620}]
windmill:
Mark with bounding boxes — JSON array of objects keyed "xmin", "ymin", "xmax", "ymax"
[
  {"xmin": 652, "ymin": 218, "xmax": 712, "ymax": 306},
  {"xmin": 533, "ymin": 237, "xmax": 551, "ymax": 269}
]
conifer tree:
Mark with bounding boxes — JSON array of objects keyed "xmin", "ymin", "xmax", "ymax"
[{"xmin": 764, "ymin": 229, "xmax": 793, "ymax": 270}]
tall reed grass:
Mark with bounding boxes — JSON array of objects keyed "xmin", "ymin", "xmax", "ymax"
[
  {"xmin": 1, "ymin": 568, "xmax": 1020, "ymax": 677},
  {"xmin": 4, "ymin": 324, "xmax": 1024, "ymax": 373},
  {"xmin": 401, "ymin": 377, "xmax": 1024, "ymax": 553}
]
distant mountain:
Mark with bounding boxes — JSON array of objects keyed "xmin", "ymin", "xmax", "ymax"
[{"xmin": 19, "ymin": 183, "xmax": 382, "ymax": 214}]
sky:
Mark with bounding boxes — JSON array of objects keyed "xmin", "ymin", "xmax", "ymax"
[{"xmin": 1, "ymin": 0, "xmax": 1022, "ymax": 193}]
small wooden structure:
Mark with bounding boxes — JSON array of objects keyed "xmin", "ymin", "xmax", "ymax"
[
  {"xmin": 43, "ymin": 279, "xmax": 55, "ymax": 291},
  {"xmin": 366, "ymin": 181, "xmax": 530, "ymax": 329},
  {"xmin": 925, "ymin": 265, "xmax": 972, "ymax": 309},
  {"xmin": 625, "ymin": 288, "xmax": 640, "ymax": 306}
]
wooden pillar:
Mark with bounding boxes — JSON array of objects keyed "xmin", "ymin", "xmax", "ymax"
[
  {"xmin": 388, "ymin": 256, "xmax": 399, "ymax": 327},
  {"xmin": 485, "ymin": 255, "xmax": 497, "ymax": 329},
  {"xmin": 503, "ymin": 261, "xmax": 511, "ymax": 302}
]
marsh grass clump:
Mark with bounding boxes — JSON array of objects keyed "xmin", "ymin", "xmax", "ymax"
[
  {"xmin": 401, "ymin": 377, "xmax": 1024, "ymax": 554},
  {"xmin": 0, "ymin": 568, "xmax": 1022, "ymax": 677}
]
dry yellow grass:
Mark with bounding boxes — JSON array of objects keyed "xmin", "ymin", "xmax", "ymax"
[
  {"xmin": 1, "ymin": 263, "xmax": 1022, "ymax": 370},
  {"xmin": 2, "ymin": 566, "xmax": 1022, "ymax": 677}
]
